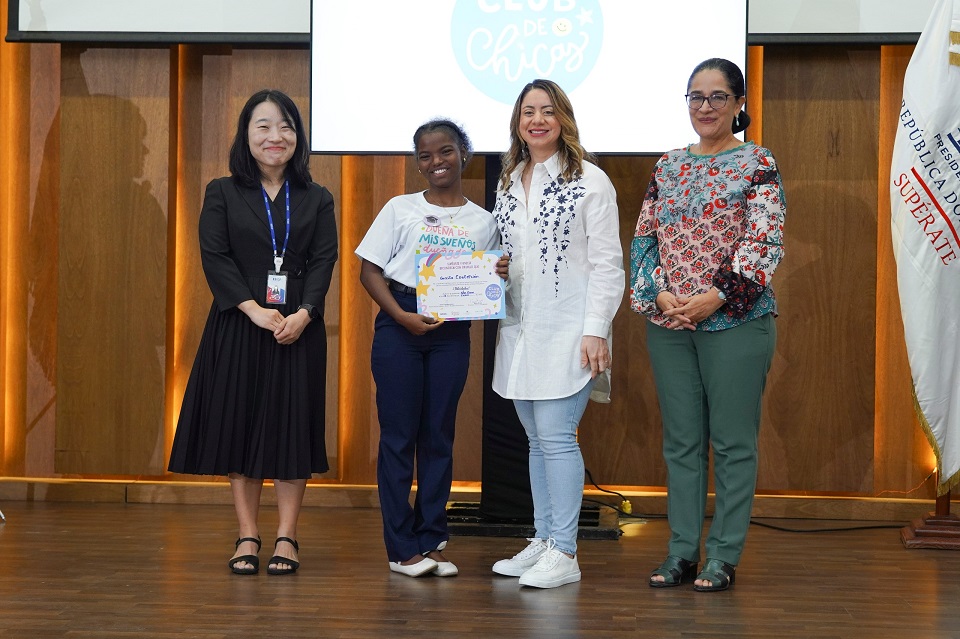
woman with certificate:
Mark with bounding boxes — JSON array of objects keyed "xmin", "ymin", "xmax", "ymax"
[
  {"xmin": 490, "ymin": 80, "xmax": 625, "ymax": 589},
  {"xmin": 356, "ymin": 119, "xmax": 502, "ymax": 578}
]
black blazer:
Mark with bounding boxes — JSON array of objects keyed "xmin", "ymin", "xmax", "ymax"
[{"xmin": 198, "ymin": 176, "xmax": 338, "ymax": 316}]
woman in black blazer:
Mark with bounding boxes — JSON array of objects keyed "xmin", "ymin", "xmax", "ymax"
[{"xmin": 169, "ymin": 89, "xmax": 338, "ymax": 576}]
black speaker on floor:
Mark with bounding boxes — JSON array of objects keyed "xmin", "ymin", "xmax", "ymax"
[
  {"xmin": 479, "ymin": 319, "xmax": 534, "ymax": 522},
  {"xmin": 478, "ymin": 154, "xmax": 534, "ymax": 524}
]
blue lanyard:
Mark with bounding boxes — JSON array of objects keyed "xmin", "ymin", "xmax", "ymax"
[{"xmin": 261, "ymin": 180, "xmax": 290, "ymax": 272}]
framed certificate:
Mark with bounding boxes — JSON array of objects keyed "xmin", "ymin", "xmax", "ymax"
[{"xmin": 415, "ymin": 250, "xmax": 505, "ymax": 321}]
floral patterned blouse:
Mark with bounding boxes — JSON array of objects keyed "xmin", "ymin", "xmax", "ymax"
[{"xmin": 630, "ymin": 142, "xmax": 785, "ymax": 331}]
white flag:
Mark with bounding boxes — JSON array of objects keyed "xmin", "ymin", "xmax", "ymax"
[{"xmin": 891, "ymin": 0, "xmax": 960, "ymax": 495}]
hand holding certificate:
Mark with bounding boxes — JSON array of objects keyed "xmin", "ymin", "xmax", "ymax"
[{"xmin": 416, "ymin": 250, "xmax": 505, "ymax": 321}]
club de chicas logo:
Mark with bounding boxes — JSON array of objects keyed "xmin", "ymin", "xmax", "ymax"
[{"xmin": 452, "ymin": 0, "xmax": 604, "ymax": 104}]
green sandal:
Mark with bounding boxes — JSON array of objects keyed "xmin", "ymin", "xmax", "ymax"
[
  {"xmin": 692, "ymin": 558, "xmax": 736, "ymax": 592},
  {"xmin": 649, "ymin": 555, "xmax": 698, "ymax": 588}
]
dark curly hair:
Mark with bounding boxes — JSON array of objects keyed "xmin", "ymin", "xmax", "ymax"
[{"xmin": 413, "ymin": 118, "xmax": 474, "ymax": 167}]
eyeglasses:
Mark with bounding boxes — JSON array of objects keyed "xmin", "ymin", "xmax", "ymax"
[{"xmin": 685, "ymin": 93, "xmax": 738, "ymax": 110}]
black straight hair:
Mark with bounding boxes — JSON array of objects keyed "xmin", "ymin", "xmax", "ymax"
[
  {"xmin": 688, "ymin": 58, "xmax": 752, "ymax": 135},
  {"xmin": 228, "ymin": 89, "xmax": 312, "ymax": 188}
]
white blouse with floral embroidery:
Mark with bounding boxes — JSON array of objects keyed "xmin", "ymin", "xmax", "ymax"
[{"xmin": 492, "ymin": 153, "xmax": 625, "ymax": 401}]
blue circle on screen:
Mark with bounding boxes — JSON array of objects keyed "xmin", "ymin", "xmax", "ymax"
[
  {"xmin": 451, "ymin": 0, "xmax": 604, "ymax": 105},
  {"xmin": 485, "ymin": 283, "xmax": 503, "ymax": 301}
]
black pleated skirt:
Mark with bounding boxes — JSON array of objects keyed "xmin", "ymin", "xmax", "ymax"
[{"xmin": 168, "ymin": 278, "xmax": 328, "ymax": 480}]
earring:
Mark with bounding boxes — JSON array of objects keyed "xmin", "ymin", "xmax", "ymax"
[{"xmin": 734, "ymin": 114, "xmax": 740, "ymax": 127}]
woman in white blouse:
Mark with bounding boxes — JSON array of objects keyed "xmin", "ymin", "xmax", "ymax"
[{"xmin": 490, "ymin": 79, "xmax": 624, "ymax": 589}]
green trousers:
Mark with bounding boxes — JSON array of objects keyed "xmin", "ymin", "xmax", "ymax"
[{"xmin": 646, "ymin": 314, "xmax": 776, "ymax": 566}]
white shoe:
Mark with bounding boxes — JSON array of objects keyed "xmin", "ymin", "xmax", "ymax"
[
  {"xmin": 429, "ymin": 540, "xmax": 457, "ymax": 576},
  {"xmin": 518, "ymin": 543, "xmax": 581, "ymax": 589},
  {"xmin": 389, "ymin": 557, "xmax": 438, "ymax": 577},
  {"xmin": 492, "ymin": 538, "xmax": 549, "ymax": 577},
  {"xmin": 433, "ymin": 561, "xmax": 459, "ymax": 577}
]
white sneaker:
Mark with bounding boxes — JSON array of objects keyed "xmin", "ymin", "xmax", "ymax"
[
  {"xmin": 518, "ymin": 543, "xmax": 581, "ymax": 589},
  {"xmin": 492, "ymin": 538, "xmax": 549, "ymax": 577}
]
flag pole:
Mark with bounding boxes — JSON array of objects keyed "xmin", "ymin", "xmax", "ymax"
[
  {"xmin": 891, "ymin": 0, "xmax": 960, "ymax": 550},
  {"xmin": 901, "ymin": 473, "xmax": 960, "ymax": 549},
  {"xmin": 935, "ymin": 490, "xmax": 952, "ymax": 518}
]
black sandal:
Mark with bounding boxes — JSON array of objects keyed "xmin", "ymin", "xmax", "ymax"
[
  {"xmin": 228, "ymin": 536, "xmax": 262, "ymax": 575},
  {"xmin": 649, "ymin": 555, "xmax": 698, "ymax": 588},
  {"xmin": 692, "ymin": 558, "xmax": 736, "ymax": 592},
  {"xmin": 267, "ymin": 537, "xmax": 300, "ymax": 575}
]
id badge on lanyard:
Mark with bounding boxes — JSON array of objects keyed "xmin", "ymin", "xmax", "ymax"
[{"xmin": 263, "ymin": 181, "xmax": 291, "ymax": 305}]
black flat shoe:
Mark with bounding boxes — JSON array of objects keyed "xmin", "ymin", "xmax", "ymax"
[
  {"xmin": 649, "ymin": 555, "xmax": 698, "ymax": 588},
  {"xmin": 692, "ymin": 558, "xmax": 736, "ymax": 592},
  {"xmin": 267, "ymin": 537, "xmax": 300, "ymax": 575},
  {"xmin": 229, "ymin": 536, "xmax": 261, "ymax": 575}
]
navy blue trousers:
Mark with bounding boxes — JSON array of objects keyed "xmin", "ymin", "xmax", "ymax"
[{"xmin": 371, "ymin": 290, "xmax": 470, "ymax": 562}]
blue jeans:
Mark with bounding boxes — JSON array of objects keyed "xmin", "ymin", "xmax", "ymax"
[{"xmin": 513, "ymin": 380, "xmax": 594, "ymax": 556}]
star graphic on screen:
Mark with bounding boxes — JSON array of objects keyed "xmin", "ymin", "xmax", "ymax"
[
  {"xmin": 417, "ymin": 281, "xmax": 432, "ymax": 297},
  {"xmin": 578, "ymin": 8, "xmax": 593, "ymax": 26}
]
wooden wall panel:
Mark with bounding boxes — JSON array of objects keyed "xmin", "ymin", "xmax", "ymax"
[
  {"xmin": 874, "ymin": 45, "xmax": 935, "ymax": 497},
  {"xmin": 747, "ymin": 46, "xmax": 764, "ymax": 147},
  {"xmin": 23, "ymin": 43, "xmax": 61, "ymax": 477},
  {"xmin": 167, "ymin": 44, "xmax": 211, "ymax": 473},
  {"xmin": 580, "ymin": 155, "xmax": 665, "ymax": 487},
  {"xmin": 0, "ymin": 39, "xmax": 937, "ymax": 502},
  {"xmin": 339, "ymin": 156, "xmax": 405, "ymax": 484},
  {"xmin": 311, "ymin": 153, "xmax": 343, "ymax": 480},
  {"xmin": 0, "ymin": 13, "xmax": 31, "ymax": 476},
  {"xmin": 759, "ymin": 46, "xmax": 880, "ymax": 492},
  {"xmin": 56, "ymin": 46, "xmax": 170, "ymax": 474}
]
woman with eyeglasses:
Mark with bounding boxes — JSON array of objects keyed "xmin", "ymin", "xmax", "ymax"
[{"xmin": 630, "ymin": 58, "xmax": 785, "ymax": 592}]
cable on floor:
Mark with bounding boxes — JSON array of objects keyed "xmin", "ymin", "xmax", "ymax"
[{"xmin": 583, "ymin": 468, "xmax": 912, "ymax": 533}]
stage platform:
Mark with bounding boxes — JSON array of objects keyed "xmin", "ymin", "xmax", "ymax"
[
  {"xmin": 1, "ymin": 500, "xmax": 958, "ymax": 638},
  {"xmin": 0, "ymin": 477, "xmax": 943, "ymax": 522}
]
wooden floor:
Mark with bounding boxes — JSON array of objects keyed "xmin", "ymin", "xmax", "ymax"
[{"xmin": 0, "ymin": 501, "xmax": 958, "ymax": 638}]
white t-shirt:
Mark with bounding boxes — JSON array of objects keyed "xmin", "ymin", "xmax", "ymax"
[
  {"xmin": 356, "ymin": 192, "xmax": 500, "ymax": 288},
  {"xmin": 491, "ymin": 154, "xmax": 624, "ymax": 401}
]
